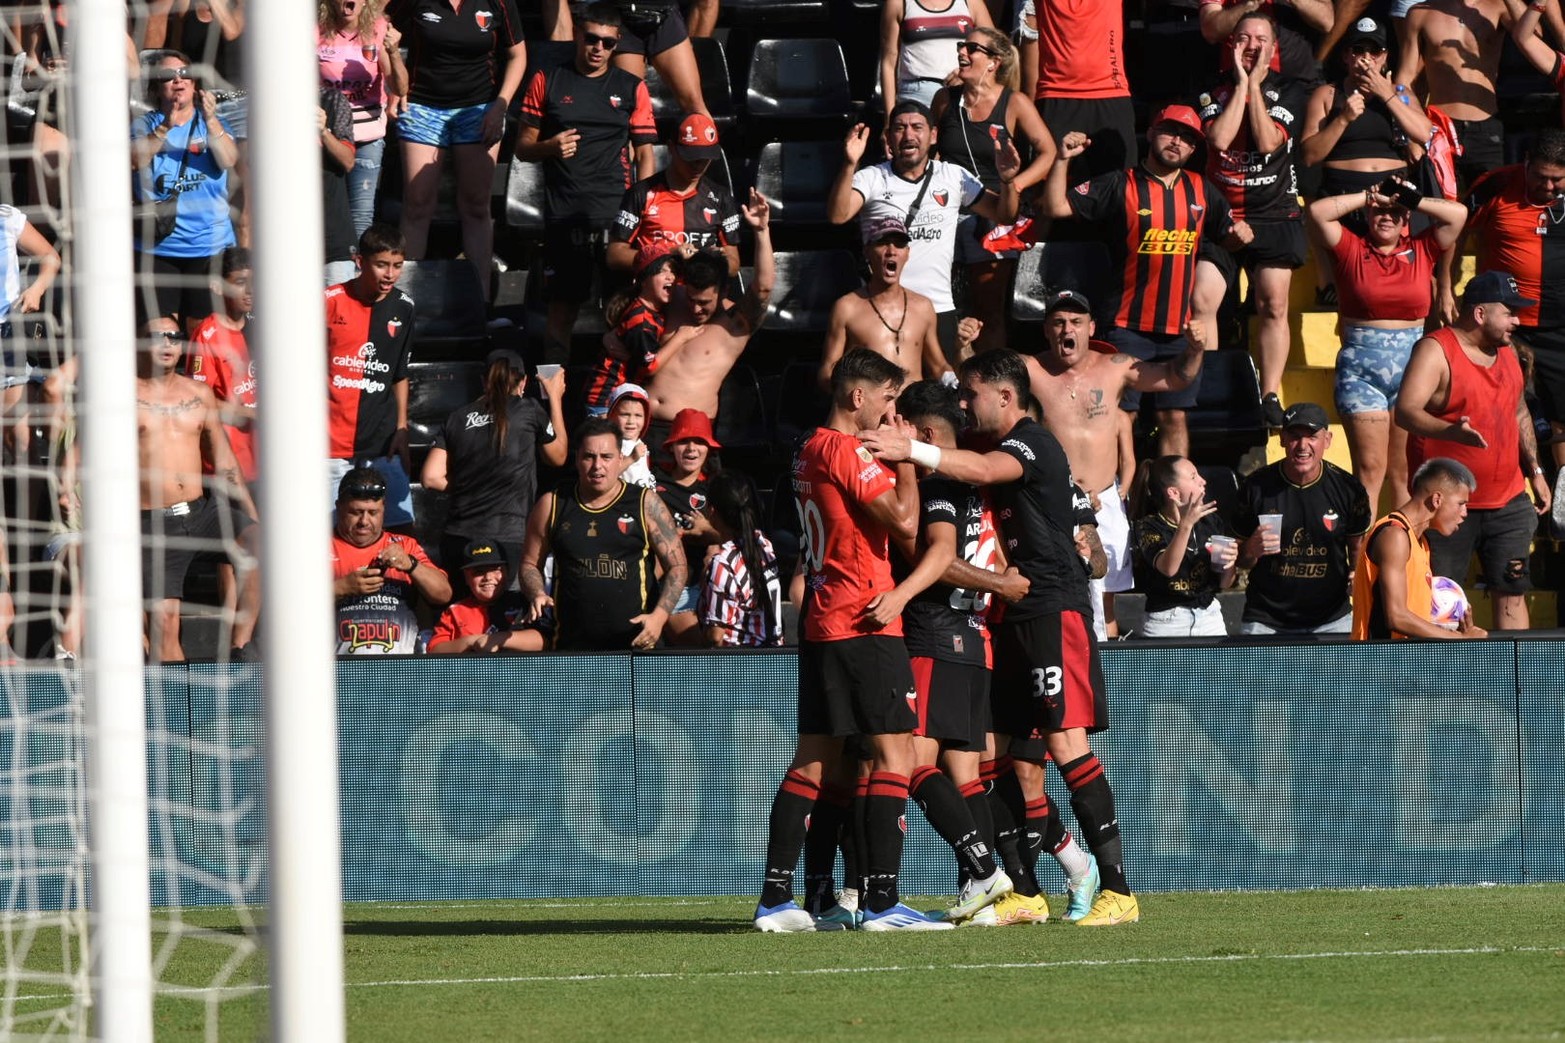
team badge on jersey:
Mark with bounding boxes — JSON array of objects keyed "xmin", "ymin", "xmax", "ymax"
[
  {"xmin": 387, "ymin": 316, "xmax": 403, "ymax": 338},
  {"xmin": 475, "ymin": 9, "xmax": 492, "ymax": 30},
  {"xmin": 688, "ymin": 493, "xmax": 707, "ymax": 512},
  {"xmin": 617, "ymin": 513, "xmax": 634, "ymax": 535},
  {"xmin": 856, "ymin": 445, "xmax": 875, "ymax": 464},
  {"xmin": 933, "ymin": 190, "xmax": 949, "ymax": 206},
  {"xmin": 609, "ymin": 94, "xmax": 622, "ymax": 109},
  {"xmin": 1323, "ymin": 510, "xmax": 1339, "ymax": 532},
  {"xmin": 702, "ymin": 207, "xmax": 716, "ymax": 223}
]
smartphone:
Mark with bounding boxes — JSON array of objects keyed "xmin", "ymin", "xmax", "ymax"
[{"xmin": 536, "ymin": 363, "xmax": 563, "ymax": 381}]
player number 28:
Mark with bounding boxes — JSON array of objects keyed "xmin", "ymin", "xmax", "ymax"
[{"xmin": 1031, "ymin": 666, "xmax": 1062, "ymax": 699}]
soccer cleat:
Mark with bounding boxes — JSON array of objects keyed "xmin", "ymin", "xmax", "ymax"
[
  {"xmin": 753, "ymin": 901, "xmax": 817, "ymax": 933},
  {"xmin": 943, "ymin": 868, "xmax": 1014, "ymax": 922},
  {"xmin": 813, "ymin": 904, "xmax": 861, "ymax": 931},
  {"xmin": 957, "ymin": 904, "xmax": 999, "ymax": 928},
  {"xmin": 1075, "ymin": 889, "xmax": 1140, "ymax": 926},
  {"xmin": 859, "ymin": 903, "xmax": 955, "ymax": 931},
  {"xmin": 1063, "ymin": 854, "xmax": 1101, "ymax": 923},
  {"xmin": 991, "ymin": 891, "xmax": 1050, "ymax": 926}
]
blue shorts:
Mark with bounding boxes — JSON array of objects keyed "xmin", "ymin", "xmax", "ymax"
[
  {"xmin": 1110, "ymin": 326, "xmax": 1202, "ymax": 412},
  {"xmin": 1335, "ymin": 325, "xmax": 1421, "ymax": 415},
  {"xmin": 396, "ymin": 101, "xmax": 488, "ymax": 149}
]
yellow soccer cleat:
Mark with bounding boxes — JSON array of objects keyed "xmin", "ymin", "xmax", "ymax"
[
  {"xmin": 1074, "ymin": 889, "xmax": 1140, "ymax": 926},
  {"xmin": 991, "ymin": 891, "xmax": 1050, "ymax": 926}
]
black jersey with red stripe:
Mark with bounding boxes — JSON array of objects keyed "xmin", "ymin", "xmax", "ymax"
[
  {"xmin": 587, "ymin": 299, "xmax": 665, "ymax": 410},
  {"xmin": 325, "ymin": 283, "xmax": 414, "ymax": 459},
  {"xmin": 985, "ymin": 417, "xmax": 1092, "ymax": 621},
  {"xmin": 1068, "ymin": 165, "xmax": 1232, "ymax": 336},
  {"xmin": 611, "ymin": 172, "xmax": 740, "ymax": 253},
  {"xmin": 388, "ymin": 0, "xmax": 524, "ymax": 109},
  {"xmin": 899, "ymin": 477, "xmax": 995, "ymax": 668},
  {"xmin": 519, "ymin": 64, "xmax": 658, "ymax": 225},
  {"xmin": 1196, "ymin": 74, "xmax": 1305, "ymax": 222}
]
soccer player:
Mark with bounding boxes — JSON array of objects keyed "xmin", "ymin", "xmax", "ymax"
[
  {"xmin": 753, "ymin": 349, "xmax": 948, "ymax": 933},
  {"xmin": 861, "ymin": 349, "xmax": 1141, "ymax": 926}
]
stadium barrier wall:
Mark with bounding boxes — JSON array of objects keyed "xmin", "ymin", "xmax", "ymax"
[{"xmin": 3, "ymin": 639, "xmax": 1562, "ymax": 908}]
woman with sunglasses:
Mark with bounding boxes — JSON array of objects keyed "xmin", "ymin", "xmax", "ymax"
[
  {"xmin": 1299, "ymin": 16, "xmax": 1431, "ymax": 306},
  {"xmin": 386, "ymin": 0, "xmax": 525, "ymax": 302},
  {"xmin": 930, "ymin": 28, "xmax": 1054, "ymax": 355},
  {"xmin": 131, "ymin": 50, "xmax": 239, "ymax": 330},
  {"xmin": 319, "ymin": 0, "xmax": 408, "ymax": 240},
  {"xmin": 880, "ymin": 0, "xmax": 992, "ymax": 121},
  {"xmin": 1304, "ymin": 176, "xmax": 1467, "ymax": 512}
]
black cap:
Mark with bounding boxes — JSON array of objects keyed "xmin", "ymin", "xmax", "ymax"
[
  {"xmin": 1281, "ymin": 402, "xmax": 1329, "ymax": 432},
  {"xmin": 1340, "ymin": 16, "xmax": 1387, "ymax": 50},
  {"xmin": 1461, "ymin": 270, "xmax": 1538, "ymax": 312},
  {"xmin": 337, "ymin": 465, "xmax": 387, "ymax": 502},
  {"xmin": 461, "ymin": 540, "xmax": 507, "ymax": 570},
  {"xmin": 1043, "ymin": 289, "xmax": 1092, "ymax": 316},
  {"xmin": 485, "ymin": 347, "xmax": 527, "ymax": 371}
]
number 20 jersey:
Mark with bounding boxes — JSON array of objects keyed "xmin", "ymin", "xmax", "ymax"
[{"xmin": 901, "ymin": 476, "xmax": 996, "ymax": 668}]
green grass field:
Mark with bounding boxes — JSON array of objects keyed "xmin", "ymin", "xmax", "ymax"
[{"xmin": 115, "ymin": 884, "xmax": 1565, "ymax": 1042}]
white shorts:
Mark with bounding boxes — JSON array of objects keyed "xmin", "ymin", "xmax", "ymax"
[
  {"xmin": 1140, "ymin": 600, "xmax": 1228, "ymax": 638},
  {"xmin": 1087, "ymin": 482, "xmax": 1132, "ymax": 641}
]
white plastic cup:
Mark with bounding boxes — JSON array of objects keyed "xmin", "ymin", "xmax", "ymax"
[
  {"xmin": 1206, "ymin": 534, "xmax": 1237, "ymax": 565},
  {"xmin": 1258, "ymin": 513, "xmax": 1284, "ymax": 551}
]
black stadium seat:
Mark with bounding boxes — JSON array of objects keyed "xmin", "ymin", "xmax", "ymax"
[
  {"xmin": 405, "ymin": 360, "xmax": 484, "ymax": 451},
  {"xmin": 721, "ymin": 0, "xmax": 830, "ymax": 24},
  {"xmin": 1186, "ymin": 350, "xmax": 1267, "ymax": 460},
  {"xmin": 396, "ymin": 260, "xmax": 487, "ymax": 341},
  {"xmin": 764, "ymin": 250, "xmax": 859, "ymax": 333},
  {"xmin": 644, "ymin": 36, "xmax": 736, "ymax": 130},
  {"xmin": 745, "ymin": 38, "xmax": 854, "ymax": 124},
  {"xmin": 1011, "ymin": 241, "xmax": 1114, "ymax": 326},
  {"xmin": 504, "ymin": 158, "xmax": 545, "ymax": 234},
  {"xmin": 752, "ymin": 140, "xmax": 838, "ymax": 228}
]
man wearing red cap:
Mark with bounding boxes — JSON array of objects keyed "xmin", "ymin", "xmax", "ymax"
[
  {"xmin": 1044, "ymin": 103, "xmax": 1248, "ymax": 458},
  {"xmin": 608, "ymin": 112, "xmax": 741, "ymax": 278}
]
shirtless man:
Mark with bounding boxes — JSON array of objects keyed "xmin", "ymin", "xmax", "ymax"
[
  {"xmin": 1397, "ymin": 0, "xmax": 1530, "ymax": 188},
  {"xmin": 817, "ymin": 216, "xmax": 957, "ymax": 392},
  {"xmin": 138, "ymin": 316, "xmax": 260, "ymax": 662},
  {"xmin": 1023, "ymin": 291, "xmax": 1209, "ymax": 640},
  {"xmin": 645, "ymin": 189, "xmax": 774, "ymax": 426}
]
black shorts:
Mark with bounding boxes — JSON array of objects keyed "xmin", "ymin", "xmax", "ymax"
[
  {"xmin": 990, "ymin": 609, "xmax": 1107, "ymax": 756},
  {"xmin": 140, "ymin": 495, "xmax": 254, "ymax": 603},
  {"xmin": 797, "ymin": 635, "xmax": 919, "ymax": 738},
  {"xmin": 609, "ymin": 3, "xmax": 689, "ymax": 58},
  {"xmin": 140, "ymin": 251, "xmax": 222, "ymax": 326},
  {"xmin": 1109, "ymin": 326, "xmax": 1202, "ymax": 412},
  {"xmin": 1040, "ymin": 95, "xmax": 1136, "ymax": 181},
  {"xmin": 1451, "ymin": 115, "xmax": 1504, "ymax": 189},
  {"xmin": 1517, "ymin": 326, "xmax": 1565, "ymax": 425},
  {"xmin": 1235, "ymin": 217, "xmax": 1308, "ymax": 272},
  {"xmin": 1425, "ymin": 491, "xmax": 1537, "ymax": 596},
  {"xmin": 909, "ymin": 656, "xmax": 990, "ymax": 752},
  {"xmin": 542, "ymin": 222, "xmax": 607, "ymax": 305}
]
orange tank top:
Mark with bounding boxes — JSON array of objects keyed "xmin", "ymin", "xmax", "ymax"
[{"xmin": 1351, "ymin": 512, "xmax": 1432, "ymax": 640}]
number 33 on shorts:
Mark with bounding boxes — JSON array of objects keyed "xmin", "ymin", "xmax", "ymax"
[{"xmin": 1031, "ymin": 666, "xmax": 1063, "ymax": 699}]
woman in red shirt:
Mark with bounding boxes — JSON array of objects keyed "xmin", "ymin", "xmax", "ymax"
[{"xmin": 1305, "ymin": 176, "xmax": 1467, "ymax": 512}]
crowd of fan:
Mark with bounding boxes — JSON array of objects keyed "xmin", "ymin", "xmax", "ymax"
[{"xmin": 1, "ymin": 0, "xmax": 1563, "ymax": 659}]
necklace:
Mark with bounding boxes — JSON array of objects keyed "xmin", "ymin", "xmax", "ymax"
[{"xmin": 865, "ymin": 288, "xmax": 907, "ymax": 354}]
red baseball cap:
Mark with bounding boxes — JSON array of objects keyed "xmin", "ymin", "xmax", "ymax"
[
  {"xmin": 674, "ymin": 112, "xmax": 723, "ymax": 161},
  {"xmin": 663, "ymin": 407, "xmax": 721, "ymax": 449},
  {"xmin": 1151, "ymin": 104, "xmax": 1205, "ymax": 141}
]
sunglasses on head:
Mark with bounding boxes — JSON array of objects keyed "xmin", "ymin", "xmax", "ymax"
[
  {"xmin": 582, "ymin": 31, "xmax": 618, "ymax": 49},
  {"xmin": 341, "ymin": 480, "xmax": 387, "ymax": 501},
  {"xmin": 957, "ymin": 40, "xmax": 997, "ymax": 57}
]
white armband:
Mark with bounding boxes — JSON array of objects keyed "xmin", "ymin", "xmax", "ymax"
[{"xmin": 908, "ymin": 439, "xmax": 943, "ymax": 471}]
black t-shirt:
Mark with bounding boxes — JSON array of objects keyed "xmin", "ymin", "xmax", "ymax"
[
  {"xmin": 1131, "ymin": 512, "xmax": 1230, "ymax": 613},
  {"xmin": 548, "ymin": 481, "xmax": 654, "ymax": 650},
  {"xmin": 434, "ymin": 395, "xmax": 556, "ymax": 539},
  {"xmin": 1196, "ymin": 73, "xmax": 1307, "ymax": 222},
  {"xmin": 389, "ymin": 0, "xmax": 524, "ymax": 109},
  {"xmin": 987, "ymin": 417, "xmax": 1092, "ymax": 621},
  {"xmin": 321, "ymin": 88, "xmax": 356, "ymax": 263},
  {"xmin": 654, "ymin": 473, "xmax": 709, "ymax": 529},
  {"xmin": 901, "ymin": 476, "xmax": 992, "ymax": 667},
  {"xmin": 519, "ymin": 64, "xmax": 658, "ymax": 224},
  {"xmin": 1235, "ymin": 460, "xmax": 1372, "ymax": 629}
]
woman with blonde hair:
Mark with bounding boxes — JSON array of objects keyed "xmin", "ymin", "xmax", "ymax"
[
  {"xmin": 318, "ymin": 0, "xmax": 408, "ymax": 238},
  {"xmin": 930, "ymin": 26, "xmax": 1055, "ymax": 353}
]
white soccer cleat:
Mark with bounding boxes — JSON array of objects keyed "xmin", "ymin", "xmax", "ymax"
[
  {"xmin": 753, "ymin": 900, "xmax": 817, "ymax": 933},
  {"xmin": 943, "ymin": 868, "xmax": 1014, "ymax": 922}
]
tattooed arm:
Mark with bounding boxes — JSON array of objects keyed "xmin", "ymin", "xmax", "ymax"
[
  {"xmin": 630, "ymin": 491, "xmax": 688, "ymax": 649},
  {"xmin": 199, "ymin": 383, "xmax": 259, "ymax": 520},
  {"xmin": 518, "ymin": 493, "xmax": 555, "ymax": 623}
]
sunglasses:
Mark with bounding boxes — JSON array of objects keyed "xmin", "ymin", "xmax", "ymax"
[
  {"xmin": 149, "ymin": 330, "xmax": 183, "ymax": 344},
  {"xmin": 957, "ymin": 40, "xmax": 997, "ymax": 58},
  {"xmin": 153, "ymin": 66, "xmax": 193, "ymax": 83},
  {"xmin": 1348, "ymin": 43, "xmax": 1386, "ymax": 55},
  {"xmin": 582, "ymin": 31, "xmax": 618, "ymax": 50}
]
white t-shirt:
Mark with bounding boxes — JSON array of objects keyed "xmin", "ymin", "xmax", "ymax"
[
  {"xmin": 851, "ymin": 160, "xmax": 984, "ymax": 312},
  {"xmin": 0, "ymin": 205, "xmax": 26, "ymax": 321}
]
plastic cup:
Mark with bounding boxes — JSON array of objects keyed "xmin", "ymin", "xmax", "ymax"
[
  {"xmin": 1258, "ymin": 513, "xmax": 1283, "ymax": 551},
  {"xmin": 1206, "ymin": 534, "xmax": 1237, "ymax": 565}
]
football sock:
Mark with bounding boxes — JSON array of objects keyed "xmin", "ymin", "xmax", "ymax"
[
  {"xmin": 1026, "ymin": 792, "xmax": 1092, "ymax": 885},
  {"xmin": 958, "ymin": 778, "xmax": 996, "ymax": 860},
  {"xmin": 989, "ymin": 758, "xmax": 1041, "ymax": 897},
  {"xmin": 802, "ymin": 782, "xmax": 850, "ymax": 914},
  {"xmin": 760, "ymin": 770, "xmax": 819, "ymax": 907},
  {"xmin": 862, "ymin": 771, "xmax": 909, "ymax": 914},
  {"xmin": 1060, "ymin": 752, "xmax": 1129, "ymax": 894},
  {"xmin": 910, "ymin": 765, "xmax": 997, "ymax": 882},
  {"xmin": 847, "ymin": 775, "xmax": 869, "ymax": 895}
]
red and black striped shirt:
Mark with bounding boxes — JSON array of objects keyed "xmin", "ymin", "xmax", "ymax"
[
  {"xmin": 587, "ymin": 299, "xmax": 664, "ymax": 410},
  {"xmin": 1068, "ymin": 166, "xmax": 1232, "ymax": 336}
]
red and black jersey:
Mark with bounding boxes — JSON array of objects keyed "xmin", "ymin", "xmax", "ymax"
[
  {"xmin": 325, "ymin": 283, "xmax": 414, "ymax": 460},
  {"xmin": 519, "ymin": 64, "xmax": 657, "ymax": 226},
  {"xmin": 586, "ymin": 299, "xmax": 664, "ymax": 410},
  {"xmin": 388, "ymin": 0, "xmax": 523, "ymax": 109},
  {"xmin": 611, "ymin": 172, "xmax": 740, "ymax": 254},
  {"xmin": 1196, "ymin": 74, "xmax": 1305, "ymax": 222},
  {"xmin": 1068, "ymin": 165, "xmax": 1232, "ymax": 336},
  {"xmin": 1467, "ymin": 164, "xmax": 1565, "ymax": 329}
]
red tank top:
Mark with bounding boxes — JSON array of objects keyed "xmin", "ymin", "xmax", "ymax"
[{"xmin": 1404, "ymin": 327, "xmax": 1525, "ymax": 510}]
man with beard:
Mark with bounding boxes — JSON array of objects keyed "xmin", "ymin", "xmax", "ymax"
[
  {"xmin": 818, "ymin": 216, "xmax": 961, "ymax": 392},
  {"xmin": 607, "ymin": 112, "xmax": 741, "ymax": 277},
  {"xmin": 1043, "ymin": 105, "xmax": 1248, "ymax": 458},
  {"xmin": 1022, "ymin": 290, "xmax": 1209, "ymax": 640},
  {"xmin": 1396, "ymin": 271, "xmax": 1550, "ymax": 631},
  {"xmin": 828, "ymin": 100, "xmax": 1021, "ymax": 363},
  {"xmin": 1234, "ymin": 402, "xmax": 1372, "ymax": 636}
]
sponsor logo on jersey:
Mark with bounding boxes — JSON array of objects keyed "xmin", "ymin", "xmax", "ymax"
[
  {"xmin": 465, "ymin": 410, "xmax": 495, "ymax": 430},
  {"xmin": 925, "ymin": 498, "xmax": 956, "ymax": 515},
  {"xmin": 420, "ymin": 10, "xmax": 441, "ymax": 21},
  {"xmin": 856, "ymin": 445, "xmax": 875, "ymax": 463},
  {"xmin": 1136, "ymin": 228, "xmax": 1199, "ymax": 255},
  {"xmin": 340, "ymin": 617, "xmax": 403, "ymax": 652},
  {"xmin": 1000, "ymin": 437, "xmax": 1035, "ymax": 461},
  {"xmin": 1137, "ymin": 208, "xmax": 1152, "ymax": 216},
  {"xmin": 561, "ymin": 95, "xmax": 573, "ymax": 105}
]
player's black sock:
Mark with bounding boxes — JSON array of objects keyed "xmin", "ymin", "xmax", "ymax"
[
  {"xmin": 861, "ymin": 771, "xmax": 909, "ymax": 914},
  {"xmin": 959, "ymin": 778, "xmax": 996, "ymax": 853},
  {"xmin": 845, "ymin": 775, "xmax": 869, "ymax": 896},
  {"xmin": 1022, "ymin": 795, "xmax": 1052, "ymax": 881},
  {"xmin": 801, "ymin": 782, "xmax": 849, "ymax": 914},
  {"xmin": 989, "ymin": 758, "xmax": 1041, "ymax": 897},
  {"xmin": 1060, "ymin": 752, "xmax": 1129, "ymax": 895},
  {"xmin": 760, "ymin": 770, "xmax": 819, "ymax": 908},
  {"xmin": 910, "ymin": 765, "xmax": 997, "ymax": 883}
]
